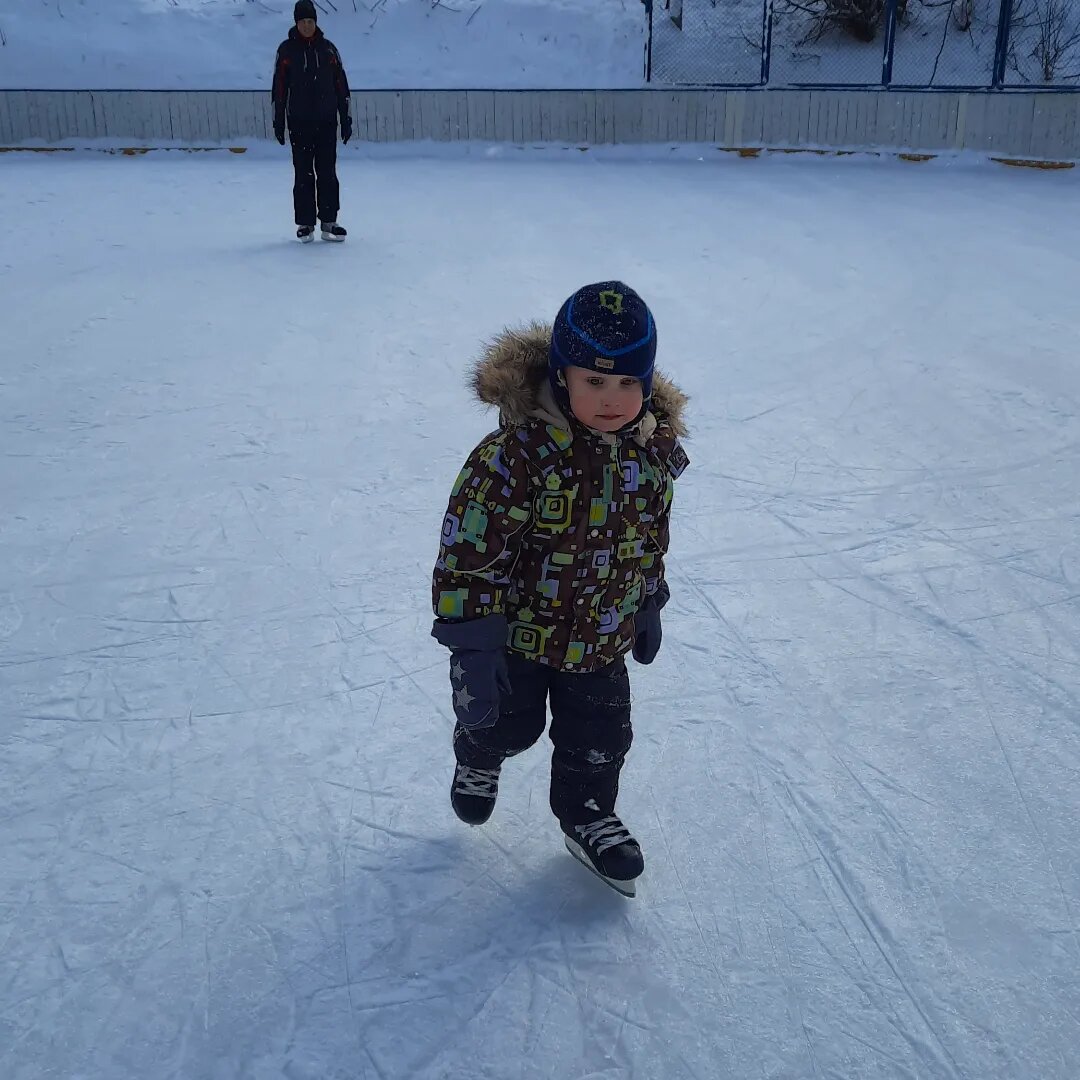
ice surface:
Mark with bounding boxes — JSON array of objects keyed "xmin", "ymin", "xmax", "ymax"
[{"xmin": 2, "ymin": 148, "xmax": 1080, "ymax": 1079}]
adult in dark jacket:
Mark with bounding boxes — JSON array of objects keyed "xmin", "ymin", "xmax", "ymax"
[{"xmin": 272, "ymin": 1, "xmax": 353, "ymax": 242}]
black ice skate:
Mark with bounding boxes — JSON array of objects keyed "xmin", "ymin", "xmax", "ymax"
[
  {"xmin": 297, "ymin": 225, "xmax": 315, "ymax": 244},
  {"xmin": 321, "ymin": 222, "xmax": 347, "ymax": 242},
  {"xmin": 562, "ymin": 812, "xmax": 644, "ymax": 898},
  {"xmin": 451, "ymin": 763, "xmax": 501, "ymax": 825}
]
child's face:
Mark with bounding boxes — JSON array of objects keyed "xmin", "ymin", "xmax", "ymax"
[
  {"xmin": 564, "ymin": 366, "xmax": 644, "ymax": 433},
  {"xmin": 297, "ymin": 18, "xmax": 317, "ymax": 38}
]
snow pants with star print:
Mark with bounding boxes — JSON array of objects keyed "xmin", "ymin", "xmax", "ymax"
[{"xmin": 453, "ymin": 652, "xmax": 633, "ymax": 826}]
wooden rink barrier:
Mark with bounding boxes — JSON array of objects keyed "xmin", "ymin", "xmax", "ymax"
[{"xmin": 0, "ymin": 89, "xmax": 1077, "ymax": 166}]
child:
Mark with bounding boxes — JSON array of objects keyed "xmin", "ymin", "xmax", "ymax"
[
  {"xmin": 272, "ymin": 1, "xmax": 352, "ymax": 243},
  {"xmin": 430, "ymin": 282, "xmax": 689, "ymax": 895}
]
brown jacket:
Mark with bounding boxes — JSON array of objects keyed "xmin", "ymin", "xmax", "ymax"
[{"xmin": 432, "ymin": 323, "xmax": 689, "ymax": 672}]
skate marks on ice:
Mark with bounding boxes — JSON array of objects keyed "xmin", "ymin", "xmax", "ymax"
[
  {"xmin": 652, "ymin": 334, "xmax": 1080, "ymax": 1078},
  {"xmin": 2, "ymin": 155, "xmax": 1080, "ymax": 1079}
]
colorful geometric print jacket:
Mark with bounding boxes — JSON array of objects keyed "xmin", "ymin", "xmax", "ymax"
[{"xmin": 432, "ymin": 324, "xmax": 690, "ymax": 673}]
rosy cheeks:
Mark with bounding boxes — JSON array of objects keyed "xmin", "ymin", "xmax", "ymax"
[{"xmin": 565, "ymin": 373, "xmax": 644, "ymax": 432}]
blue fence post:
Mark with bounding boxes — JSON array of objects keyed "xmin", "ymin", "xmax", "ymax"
[
  {"xmin": 639, "ymin": 0, "xmax": 648, "ymax": 82},
  {"xmin": 881, "ymin": 0, "xmax": 900, "ymax": 87},
  {"xmin": 760, "ymin": 0, "xmax": 774, "ymax": 86},
  {"xmin": 992, "ymin": 0, "xmax": 1015, "ymax": 88}
]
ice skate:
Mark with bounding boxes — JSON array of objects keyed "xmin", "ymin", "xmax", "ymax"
[
  {"xmin": 562, "ymin": 813, "xmax": 643, "ymax": 898},
  {"xmin": 451, "ymin": 763, "xmax": 501, "ymax": 825}
]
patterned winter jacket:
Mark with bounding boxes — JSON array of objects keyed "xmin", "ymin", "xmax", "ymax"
[{"xmin": 432, "ymin": 324, "xmax": 689, "ymax": 672}]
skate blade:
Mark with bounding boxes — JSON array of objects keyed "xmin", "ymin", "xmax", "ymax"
[
  {"xmin": 321, "ymin": 233, "xmax": 346, "ymax": 243},
  {"xmin": 299, "ymin": 233, "xmax": 314, "ymax": 244},
  {"xmin": 564, "ymin": 836, "xmax": 637, "ymax": 898}
]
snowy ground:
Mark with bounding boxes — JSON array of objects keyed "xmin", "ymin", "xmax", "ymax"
[
  {"xmin": 650, "ymin": 0, "xmax": 1077, "ymax": 87},
  {"xmin": 2, "ymin": 149, "xmax": 1080, "ymax": 1080},
  {"xmin": 652, "ymin": 0, "xmax": 1006, "ymax": 87},
  {"xmin": 0, "ymin": 0, "xmax": 645, "ymax": 90},
  {"xmin": 7, "ymin": 0, "xmax": 1073, "ymax": 92}
]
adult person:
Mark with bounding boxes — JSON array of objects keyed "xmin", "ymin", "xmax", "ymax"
[{"xmin": 272, "ymin": 1, "xmax": 353, "ymax": 242}]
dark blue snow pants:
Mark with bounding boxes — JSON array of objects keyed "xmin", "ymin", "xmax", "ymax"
[
  {"xmin": 290, "ymin": 128, "xmax": 339, "ymax": 227},
  {"xmin": 453, "ymin": 653, "xmax": 633, "ymax": 826}
]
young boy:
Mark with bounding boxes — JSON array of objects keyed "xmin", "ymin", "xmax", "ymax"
[
  {"xmin": 272, "ymin": 1, "xmax": 352, "ymax": 243},
  {"xmin": 430, "ymin": 282, "xmax": 689, "ymax": 895}
]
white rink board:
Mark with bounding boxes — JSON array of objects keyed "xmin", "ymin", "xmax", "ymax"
[{"xmin": 1, "ymin": 89, "xmax": 1078, "ymax": 159}]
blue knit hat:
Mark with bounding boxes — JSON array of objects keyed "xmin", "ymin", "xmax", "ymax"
[{"xmin": 549, "ymin": 282, "xmax": 657, "ymax": 413}]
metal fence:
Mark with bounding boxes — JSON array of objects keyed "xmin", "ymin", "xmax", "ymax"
[{"xmin": 645, "ymin": 0, "xmax": 1080, "ymax": 89}]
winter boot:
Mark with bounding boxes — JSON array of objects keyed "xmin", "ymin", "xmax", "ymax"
[
  {"xmin": 321, "ymin": 222, "xmax": 347, "ymax": 242},
  {"xmin": 451, "ymin": 763, "xmax": 501, "ymax": 825},
  {"xmin": 562, "ymin": 812, "xmax": 643, "ymax": 896},
  {"xmin": 297, "ymin": 225, "xmax": 315, "ymax": 244}
]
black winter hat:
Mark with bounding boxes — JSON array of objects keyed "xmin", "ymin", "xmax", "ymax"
[
  {"xmin": 294, "ymin": 1, "xmax": 318, "ymax": 22},
  {"xmin": 549, "ymin": 281, "xmax": 657, "ymax": 406}
]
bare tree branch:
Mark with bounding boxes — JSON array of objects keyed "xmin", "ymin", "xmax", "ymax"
[
  {"xmin": 775, "ymin": 0, "xmax": 885, "ymax": 44},
  {"xmin": 1011, "ymin": 0, "xmax": 1080, "ymax": 82}
]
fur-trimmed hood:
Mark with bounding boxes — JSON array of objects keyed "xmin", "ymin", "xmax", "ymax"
[{"xmin": 470, "ymin": 323, "xmax": 689, "ymax": 440}]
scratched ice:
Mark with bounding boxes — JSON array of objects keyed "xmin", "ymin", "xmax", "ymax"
[{"xmin": 2, "ymin": 150, "xmax": 1079, "ymax": 1080}]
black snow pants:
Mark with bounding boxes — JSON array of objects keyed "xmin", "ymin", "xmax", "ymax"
[
  {"xmin": 453, "ymin": 653, "xmax": 633, "ymax": 826},
  {"xmin": 290, "ymin": 127, "xmax": 339, "ymax": 227}
]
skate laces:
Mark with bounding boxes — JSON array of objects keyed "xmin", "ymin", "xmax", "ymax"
[
  {"xmin": 453, "ymin": 766, "xmax": 499, "ymax": 799},
  {"xmin": 576, "ymin": 815, "xmax": 633, "ymax": 856}
]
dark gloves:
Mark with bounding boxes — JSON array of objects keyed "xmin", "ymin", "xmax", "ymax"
[
  {"xmin": 431, "ymin": 614, "xmax": 510, "ymax": 729},
  {"xmin": 632, "ymin": 580, "xmax": 670, "ymax": 665},
  {"xmin": 340, "ymin": 115, "xmax": 353, "ymax": 144},
  {"xmin": 274, "ymin": 121, "xmax": 286, "ymax": 146}
]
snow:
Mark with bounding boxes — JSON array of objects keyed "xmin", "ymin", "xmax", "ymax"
[
  {"xmin": 651, "ymin": 0, "xmax": 1079, "ymax": 87},
  {"xmin": 0, "ymin": 0, "xmax": 646, "ymax": 91},
  {"xmin": 6, "ymin": 0, "xmax": 1074, "ymax": 93},
  {"xmin": 3, "ymin": 148, "xmax": 1080, "ymax": 1079},
  {"xmin": 6, "ymin": 0, "xmax": 1071, "ymax": 92}
]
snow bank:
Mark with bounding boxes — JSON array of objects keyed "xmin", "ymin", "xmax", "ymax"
[
  {"xmin": 0, "ymin": 0, "xmax": 646, "ymax": 91},
  {"xmin": 653, "ymin": 0, "xmax": 1001, "ymax": 87}
]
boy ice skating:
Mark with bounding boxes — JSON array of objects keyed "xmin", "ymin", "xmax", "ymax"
[
  {"xmin": 431, "ymin": 282, "xmax": 689, "ymax": 896},
  {"xmin": 272, "ymin": 1, "xmax": 353, "ymax": 243}
]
